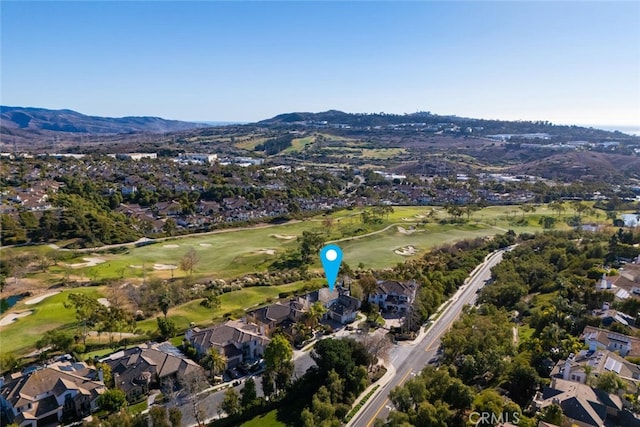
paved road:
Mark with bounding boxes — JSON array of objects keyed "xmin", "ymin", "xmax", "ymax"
[{"xmin": 348, "ymin": 248, "xmax": 509, "ymax": 427}]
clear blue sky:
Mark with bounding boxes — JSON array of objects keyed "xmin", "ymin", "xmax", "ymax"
[{"xmin": 2, "ymin": 1, "xmax": 639, "ymax": 128}]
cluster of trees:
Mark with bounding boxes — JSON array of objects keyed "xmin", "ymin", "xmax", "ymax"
[
  {"xmin": 301, "ymin": 338, "xmax": 373, "ymax": 426},
  {"xmin": 382, "ymin": 230, "xmax": 640, "ymax": 427},
  {"xmin": 254, "ymin": 133, "xmax": 296, "ymax": 155}
]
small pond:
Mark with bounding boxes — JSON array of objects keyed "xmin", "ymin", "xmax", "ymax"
[{"xmin": 0, "ymin": 294, "xmax": 27, "ymax": 314}]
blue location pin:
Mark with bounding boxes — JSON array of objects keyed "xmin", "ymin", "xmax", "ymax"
[{"xmin": 320, "ymin": 244, "xmax": 343, "ymax": 291}]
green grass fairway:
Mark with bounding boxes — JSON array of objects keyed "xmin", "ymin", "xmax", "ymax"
[
  {"xmin": 7, "ymin": 204, "xmax": 606, "ymax": 285},
  {"xmin": 0, "ymin": 287, "xmax": 104, "ymax": 354},
  {"xmin": 135, "ymin": 279, "xmax": 323, "ymax": 333}
]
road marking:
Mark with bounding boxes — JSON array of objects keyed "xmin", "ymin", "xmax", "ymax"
[{"xmin": 366, "ymin": 368, "xmax": 414, "ymax": 426}]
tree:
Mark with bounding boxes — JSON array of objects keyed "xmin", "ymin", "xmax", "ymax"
[
  {"xmin": 241, "ymin": 377, "xmax": 258, "ymax": 409},
  {"xmin": 96, "ymin": 362, "xmax": 114, "ymax": 388},
  {"xmin": 303, "ymin": 301, "xmax": 327, "ymax": 329},
  {"xmin": 264, "ymin": 334, "xmax": 294, "ymax": 394},
  {"xmin": 0, "ymin": 352, "xmax": 19, "ymax": 374},
  {"xmin": 540, "ymin": 403, "xmax": 564, "ymax": 425},
  {"xmin": 180, "ymin": 247, "xmax": 200, "ymax": 278},
  {"xmin": 201, "ymin": 347, "xmax": 226, "ymax": 381},
  {"xmin": 163, "ymin": 218, "xmax": 177, "ymax": 236},
  {"xmin": 596, "ymin": 371, "xmax": 626, "ymax": 393},
  {"xmin": 149, "ymin": 406, "xmax": 169, "ymax": 427},
  {"xmin": 549, "ymin": 201, "xmax": 566, "ymax": 217},
  {"xmin": 168, "ymin": 407, "xmax": 182, "ymax": 427},
  {"xmin": 179, "ymin": 371, "xmax": 209, "ymax": 426},
  {"xmin": 361, "ymin": 333, "xmax": 392, "ymax": 368},
  {"xmin": 98, "ymin": 389, "xmax": 127, "ymax": 413},
  {"xmin": 65, "ymin": 293, "xmax": 106, "ymax": 346},
  {"xmin": 506, "ymin": 361, "xmax": 540, "ymax": 407},
  {"xmin": 157, "ymin": 317, "xmax": 177, "ymax": 340},
  {"xmin": 262, "ymin": 369, "xmax": 275, "ymax": 399},
  {"xmin": 358, "ymin": 273, "xmax": 378, "ymax": 302},
  {"xmin": 158, "ymin": 290, "xmax": 172, "ymax": 319},
  {"xmin": 219, "ymin": 388, "xmax": 240, "ymax": 417},
  {"xmin": 298, "ymin": 230, "xmax": 324, "ymax": 264},
  {"xmin": 36, "ymin": 330, "xmax": 75, "ymax": 354}
]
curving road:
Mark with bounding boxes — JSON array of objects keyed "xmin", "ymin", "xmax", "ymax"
[{"xmin": 348, "ymin": 247, "xmax": 511, "ymax": 427}]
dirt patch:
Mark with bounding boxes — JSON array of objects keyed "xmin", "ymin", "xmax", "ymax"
[
  {"xmin": 68, "ymin": 257, "xmax": 106, "ymax": 268},
  {"xmin": 0, "ymin": 310, "xmax": 33, "ymax": 327},
  {"xmin": 153, "ymin": 263, "xmax": 177, "ymax": 270},
  {"xmin": 25, "ymin": 291, "xmax": 61, "ymax": 305},
  {"xmin": 270, "ymin": 234, "xmax": 297, "ymax": 240},
  {"xmin": 394, "ymin": 245, "xmax": 418, "ymax": 256},
  {"xmin": 163, "ymin": 244, "xmax": 180, "ymax": 248}
]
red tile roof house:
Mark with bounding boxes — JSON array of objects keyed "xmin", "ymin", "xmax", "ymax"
[{"xmin": 0, "ymin": 361, "xmax": 105, "ymax": 427}]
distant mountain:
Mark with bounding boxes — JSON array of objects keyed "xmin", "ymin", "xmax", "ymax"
[{"xmin": 1, "ymin": 106, "xmax": 208, "ymax": 134}]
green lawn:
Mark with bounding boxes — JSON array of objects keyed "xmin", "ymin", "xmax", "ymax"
[
  {"xmin": 7, "ymin": 204, "xmax": 609, "ymax": 285},
  {"xmin": 136, "ymin": 279, "xmax": 324, "ymax": 333},
  {"xmin": 240, "ymin": 409, "xmax": 286, "ymax": 427},
  {"xmin": 0, "ymin": 287, "xmax": 104, "ymax": 354}
]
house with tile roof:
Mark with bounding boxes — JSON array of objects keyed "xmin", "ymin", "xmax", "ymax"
[
  {"xmin": 185, "ymin": 320, "xmax": 270, "ymax": 370},
  {"xmin": 99, "ymin": 341, "xmax": 203, "ymax": 402},
  {"xmin": 0, "ymin": 361, "xmax": 105, "ymax": 427},
  {"xmin": 533, "ymin": 378, "xmax": 624, "ymax": 427},
  {"xmin": 551, "ymin": 350, "xmax": 640, "ymax": 392},
  {"xmin": 368, "ymin": 280, "xmax": 417, "ymax": 314},
  {"xmin": 580, "ymin": 326, "xmax": 640, "ymax": 357}
]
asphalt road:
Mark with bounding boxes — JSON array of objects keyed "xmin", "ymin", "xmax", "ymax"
[{"xmin": 349, "ymin": 248, "xmax": 509, "ymax": 427}]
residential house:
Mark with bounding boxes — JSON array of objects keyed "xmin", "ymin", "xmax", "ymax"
[
  {"xmin": 155, "ymin": 200, "xmax": 183, "ymax": 217},
  {"xmin": 99, "ymin": 342, "xmax": 203, "ymax": 402},
  {"xmin": 532, "ymin": 378, "xmax": 640, "ymax": 427},
  {"xmin": 0, "ymin": 361, "xmax": 105, "ymax": 427},
  {"xmin": 303, "ymin": 286, "xmax": 361, "ymax": 324},
  {"xmin": 551, "ymin": 350, "xmax": 640, "ymax": 392},
  {"xmin": 580, "ymin": 326, "xmax": 640, "ymax": 358},
  {"xmin": 368, "ymin": 280, "xmax": 417, "ymax": 314},
  {"xmin": 185, "ymin": 320, "xmax": 270, "ymax": 370},
  {"xmin": 591, "ymin": 302, "xmax": 636, "ymax": 328},
  {"xmin": 245, "ymin": 302, "xmax": 302, "ymax": 335}
]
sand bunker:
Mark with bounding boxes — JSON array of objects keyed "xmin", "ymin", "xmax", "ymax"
[
  {"xmin": 129, "ymin": 265, "xmax": 142, "ymax": 269},
  {"xmin": 98, "ymin": 298, "xmax": 111, "ymax": 307},
  {"xmin": 415, "ymin": 214, "xmax": 426, "ymax": 219},
  {"xmin": 163, "ymin": 244, "xmax": 180, "ymax": 248},
  {"xmin": 397, "ymin": 226, "xmax": 417, "ymax": 235},
  {"xmin": 0, "ymin": 311, "xmax": 33, "ymax": 327},
  {"xmin": 270, "ymin": 234, "xmax": 297, "ymax": 240},
  {"xmin": 68, "ymin": 257, "xmax": 106, "ymax": 268},
  {"xmin": 394, "ymin": 245, "xmax": 418, "ymax": 256},
  {"xmin": 25, "ymin": 291, "xmax": 61, "ymax": 305},
  {"xmin": 199, "ymin": 243, "xmax": 212, "ymax": 247},
  {"xmin": 254, "ymin": 249, "xmax": 276, "ymax": 255},
  {"xmin": 153, "ymin": 264, "xmax": 177, "ymax": 270}
]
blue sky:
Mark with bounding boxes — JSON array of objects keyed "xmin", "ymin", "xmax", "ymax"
[{"xmin": 2, "ymin": 1, "xmax": 639, "ymax": 128}]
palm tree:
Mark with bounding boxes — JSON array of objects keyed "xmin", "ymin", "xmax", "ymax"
[
  {"xmin": 305, "ymin": 302, "xmax": 327, "ymax": 329},
  {"xmin": 201, "ymin": 348, "xmax": 227, "ymax": 381}
]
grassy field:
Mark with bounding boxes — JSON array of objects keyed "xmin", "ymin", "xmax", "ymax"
[
  {"xmin": 0, "ymin": 287, "xmax": 105, "ymax": 354},
  {"xmin": 5, "ymin": 204, "xmax": 606, "ymax": 284},
  {"xmin": 0, "ymin": 204, "xmax": 609, "ymax": 356},
  {"xmin": 136, "ymin": 279, "xmax": 323, "ymax": 333},
  {"xmin": 282, "ymin": 136, "xmax": 315, "ymax": 154}
]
